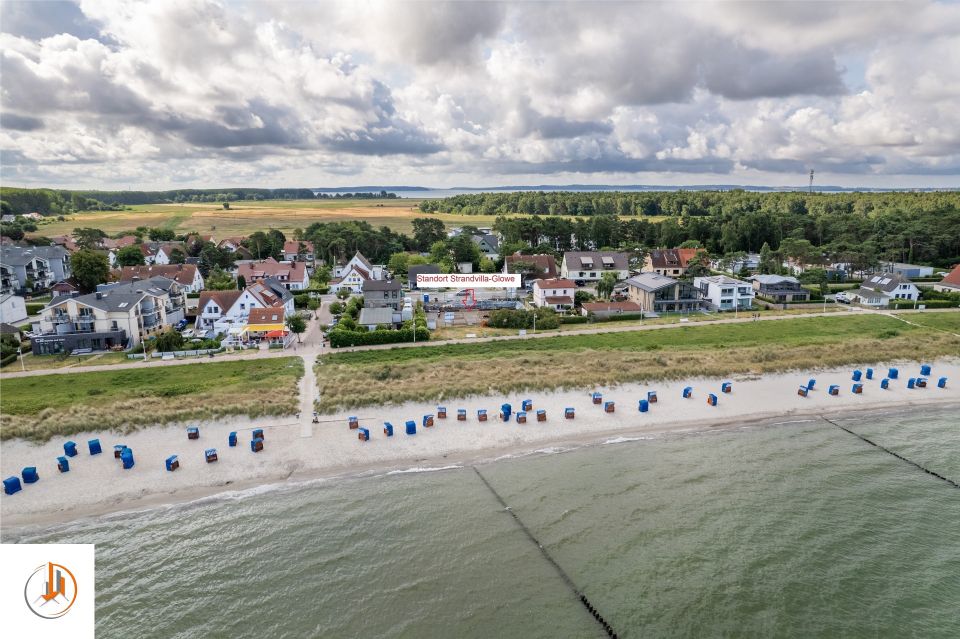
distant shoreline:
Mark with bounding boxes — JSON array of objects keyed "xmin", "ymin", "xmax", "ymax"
[{"xmin": 2, "ymin": 359, "xmax": 957, "ymax": 534}]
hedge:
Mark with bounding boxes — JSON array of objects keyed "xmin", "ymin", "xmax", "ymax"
[
  {"xmin": 889, "ymin": 299, "xmax": 959, "ymax": 309},
  {"xmin": 0, "ymin": 352, "xmax": 18, "ymax": 367},
  {"xmin": 26, "ymin": 302, "xmax": 46, "ymax": 315},
  {"xmin": 560, "ymin": 316, "xmax": 589, "ymax": 324},
  {"xmin": 329, "ymin": 327, "xmax": 429, "ymax": 348}
]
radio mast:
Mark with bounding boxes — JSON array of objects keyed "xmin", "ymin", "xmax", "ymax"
[{"xmin": 808, "ymin": 169, "xmax": 814, "ymax": 193}]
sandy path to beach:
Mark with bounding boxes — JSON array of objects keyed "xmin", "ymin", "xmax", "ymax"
[{"xmin": 2, "ymin": 359, "xmax": 957, "ymax": 531}]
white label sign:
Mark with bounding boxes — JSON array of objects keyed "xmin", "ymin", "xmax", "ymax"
[{"xmin": 417, "ymin": 273, "xmax": 520, "ymax": 288}]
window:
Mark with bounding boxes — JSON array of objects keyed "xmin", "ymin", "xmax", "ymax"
[{"xmin": 240, "ymin": 303, "xmax": 245, "ymax": 310}]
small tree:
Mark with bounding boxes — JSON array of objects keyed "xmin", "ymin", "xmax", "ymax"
[
  {"xmin": 71, "ymin": 249, "xmax": 110, "ymax": 293},
  {"xmin": 115, "ymin": 245, "xmax": 145, "ymax": 266},
  {"xmin": 222, "ymin": 202, "xmax": 230, "ymax": 210},
  {"xmin": 168, "ymin": 248, "xmax": 186, "ymax": 264},
  {"xmin": 286, "ymin": 314, "xmax": 307, "ymax": 343},
  {"xmin": 205, "ymin": 268, "xmax": 236, "ymax": 290},
  {"xmin": 596, "ymin": 272, "xmax": 617, "ymax": 300},
  {"xmin": 336, "ymin": 288, "xmax": 350, "ymax": 300},
  {"xmin": 154, "ymin": 328, "xmax": 184, "ymax": 352},
  {"xmin": 237, "ymin": 275, "xmax": 247, "ymax": 290},
  {"xmin": 329, "ymin": 301, "xmax": 344, "ymax": 315}
]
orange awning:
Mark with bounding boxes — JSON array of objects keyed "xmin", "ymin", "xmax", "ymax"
[{"xmin": 264, "ymin": 330, "xmax": 288, "ymax": 338}]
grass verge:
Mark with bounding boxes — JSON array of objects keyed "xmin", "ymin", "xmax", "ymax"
[
  {"xmin": 0, "ymin": 357, "xmax": 304, "ymax": 441},
  {"xmin": 315, "ymin": 314, "xmax": 960, "ymax": 412}
]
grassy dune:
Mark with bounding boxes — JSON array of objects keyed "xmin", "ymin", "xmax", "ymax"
[
  {"xmin": 0, "ymin": 358, "xmax": 304, "ymax": 441},
  {"xmin": 315, "ymin": 314, "xmax": 960, "ymax": 412}
]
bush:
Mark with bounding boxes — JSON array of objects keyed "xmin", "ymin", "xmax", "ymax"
[
  {"xmin": 328, "ymin": 301, "xmax": 344, "ymax": 315},
  {"xmin": 0, "ymin": 352, "xmax": 18, "ymax": 367},
  {"xmin": 890, "ymin": 299, "xmax": 958, "ymax": 309},
  {"xmin": 329, "ymin": 327, "xmax": 429, "ymax": 348},
  {"xmin": 488, "ymin": 307, "xmax": 560, "ymax": 330},
  {"xmin": 560, "ymin": 315, "xmax": 589, "ymax": 324},
  {"xmin": 26, "ymin": 302, "xmax": 45, "ymax": 315},
  {"xmin": 294, "ymin": 293, "xmax": 309, "ymax": 309}
]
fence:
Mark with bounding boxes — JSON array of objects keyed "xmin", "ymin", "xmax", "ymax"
[{"xmin": 127, "ymin": 348, "xmax": 222, "ymax": 360}]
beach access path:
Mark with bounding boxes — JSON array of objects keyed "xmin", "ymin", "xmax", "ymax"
[{"xmin": 3, "ymin": 307, "xmax": 956, "ymax": 379}]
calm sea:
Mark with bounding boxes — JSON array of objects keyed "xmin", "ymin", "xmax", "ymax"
[{"xmin": 10, "ymin": 405, "xmax": 960, "ymax": 638}]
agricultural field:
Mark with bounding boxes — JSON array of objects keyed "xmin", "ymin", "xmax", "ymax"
[
  {"xmin": 315, "ymin": 313, "xmax": 960, "ymax": 412},
  {"xmin": 31, "ymin": 198, "xmax": 530, "ymax": 237},
  {"xmin": 0, "ymin": 357, "xmax": 304, "ymax": 441}
]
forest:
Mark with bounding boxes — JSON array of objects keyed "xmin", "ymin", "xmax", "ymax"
[
  {"xmin": 0, "ymin": 187, "xmax": 395, "ymax": 216},
  {"xmin": 425, "ymin": 191, "xmax": 960, "ymax": 268}
]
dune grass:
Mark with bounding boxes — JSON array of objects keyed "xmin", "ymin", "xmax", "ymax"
[
  {"xmin": 0, "ymin": 357, "xmax": 304, "ymax": 441},
  {"xmin": 314, "ymin": 314, "xmax": 960, "ymax": 412}
]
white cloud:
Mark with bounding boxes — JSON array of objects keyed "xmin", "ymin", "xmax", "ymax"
[{"xmin": 0, "ymin": 0, "xmax": 958, "ymax": 188}]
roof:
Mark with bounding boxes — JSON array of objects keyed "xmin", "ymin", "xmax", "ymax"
[
  {"xmin": 283, "ymin": 240, "xmax": 314, "ymax": 254},
  {"xmin": 938, "ymin": 264, "xmax": 960, "ymax": 289},
  {"xmin": 695, "ymin": 275, "xmax": 751, "ymax": 287},
  {"xmin": 101, "ymin": 235, "xmax": 138, "ymax": 250},
  {"xmin": 51, "ymin": 280, "xmax": 78, "ymax": 292},
  {"xmin": 248, "ymin": 307, "xmax": 285, "ymax": 324},
  {"xmin": 862, "ymin": 273, "xmax": 913, "ymax": 293},
  {"xmin": 750, "ymin": 274, "xmax": 800, "ymax": 285},
  {"xmin": 648, "ymin": 248, "xmax": 707, "ymax": 269},
  {"xmin": 351, "ymin": 251, "xmax": 374, "ymax": 271},
  {"xmin": 504, "ymin": 253, "xmax": 558, "ymax": 278},
  {"xmin": 562, "ymin": 251, "xmax": 628, "ymax": 271},
  {"xmin": 358, "ymin": 307, "xmax": 397, "ymax": 325},
  {"xmin": 99, "ymin": 276, "xmax": 181, "ymax": 297},
  {"xmin": 237, "ymin": 259, "xmax": 306, "ymax": 283},
  {"xmin": 534, "ymin": 278, "xmax": 577, "ymax": 289},
  {"xmin": 544, "ymin": 296, "xmax": 574, "ymax": 305},
  {"xmin": 362, "ymin": 279, "xmax": 402, "ymax": 292},
  {"xmin": 116, "ymin": 264, "xmax": 200, "ymax": 287},
  {"xmin": 471, "ymin": 234, "xmax": 499, "ymax": 252},
  {"xmin": 0, "ymin": 245, "xmax": 69, "ymax": 266},
  {"xmin": 0, "ymin": 322, "xmax": 22, "ymax": 335},
  {"xmin": 625, "ymin": 273, "xmax": 678, "ymax": 292},
  {"xmin": 582, "ymin": 301, "xmax": 642, "ymax": 313},
  {"xmin": 408, "ymin": 264, "xmax": 441, "ymax": 278},
  {"xmin": 198, "ymin": 289, "xmax": 243, "ymax": 312},
  {"xmin": 47, "ymin": 291, "xmax": 150, "ymax": 313},
  {"xmin": 850, "ymin": 287, "xmax": 889, "ymax": 300}
]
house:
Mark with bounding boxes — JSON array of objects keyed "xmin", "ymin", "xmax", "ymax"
[
  {"xmin": 236, "ymin": 258, "xmax": 309, "ymax": 290},
  {"xmin": 97, "ymin": 276, "xmax": 188, "ymax": 325},
  {"xmin": 694, "ymin": 275, "xmax": 755, "ymax": 312},
  {"xmin": 933, "ymin": 264, "xmax": 960, "ymax": 293},
  {"xmin": 0, "ymin": 293, "xmax": 28, "ymax": 324},
  {"xmin": 196, "ymin": 278, "xmax": 294, "ymax": 336},
  {"xmin": 408, "ymin": 264, "xmax": 441, "ymax": 290},
  {"xmin": 358, "ymin": 306, "xmax": 402, "ymax": 330},
  {"xmin": 849, "ymin": 273, "xmax": 921, "ymax": 308},
  {"xmin": 245, "ymin": 307, "xmax": 288, "ymax": 345},
  {"xmin": 50, "ymin": 280, "xmax": 79, "ymax": 298},
  {"xmin": 330, "ymin": 252, "xmax": 384, "ymax": 293},
  {"xmin": 49, "ymin": 235, "xmax": 80, "ymax": 252},
  {"xmin": 749, "ymin": 275, "xmax": 810, "ymax": 303},
  {"xmin": 470, "ymin": 233, "xmax": 500, "ymax": 259},
  {"xmin": 100, "ymin": 235, "xmax": 139, "ymax": 250},
  {"xmin": 580, "ymin": 301, "xmax": 642, "ymax": 318},
  {"xmin": 362, "ymin": 279, "xmax": 403, "ymax": 310},
  {"xmin": 532, "ymin": 278, "xmax": 576, "ymax": 311},
  {"xmin": 115, "ymin": 264, "xmax": 205, "ymax": 293},
  {"xmin": 149, "ymin": 242, "xmax": 186, "ymax": 265},
  {"xmin": 643, "ymin": 248, "xmax": 707, "ymax": 277},
  {"xmin": 0, "ymin": 214, "xmax": 14, "ymax": 223},
  {"xmin": 32, "ymin": 284, "xmax": 177, "ymax": 354},
  {"xmin": 503, "ymin": 253, "xmax": 559, "ymax": 287},
  {"xmin": 712, "ymin": 253, "xmax": 760, "ymax": 275},
  {"xmin": 880, "ymin": 261, "xmax": 934, "ymax": 279},
  {"xmin": 195, "ymin": 290, "xmax": 244, "ymax": 333},
  {"xmin": 560, "ymin": 251, "xmax": 629, "ymax": 282},
  {"xmin": 218, "ymin": 237, "xmax": 247, "ymax": 252},
  {"xmin": 625, "ymin": 273, "xmax": 701, "ymax": 314},
  {"xmin": 0, "ymin": 245, "xmax": 72, "ymax": 294},
  {"xmin": 282, "ymin": 240, "xmax": 315, "ymax": 263}
]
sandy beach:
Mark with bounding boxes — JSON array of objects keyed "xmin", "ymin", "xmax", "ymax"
[{"xmin": 2, "ymin": 358, "xmax": 957, "ymax": 532}]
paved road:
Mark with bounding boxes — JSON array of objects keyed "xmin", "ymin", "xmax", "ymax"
[{"xmin": 2, "ymin": 306, "xmax": 956, "ymax": 378}]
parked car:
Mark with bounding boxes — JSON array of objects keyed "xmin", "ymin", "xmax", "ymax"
[
  {"xmin": 176, "ymin": 319, "xmax": 189, "ymax": 331},
  {"xmin": 835, "ymin": 291, "xmax": 851, "ymax": 304}
]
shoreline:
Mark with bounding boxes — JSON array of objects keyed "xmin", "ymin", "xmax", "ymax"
[{"xmin": 2, "ymin": 359, "xmax": 958, "ymax": 534}]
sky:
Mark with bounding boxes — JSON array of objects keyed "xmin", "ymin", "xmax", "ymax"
[{"xmin": 1, "ymin": 0, "xmax": 959, "ymax": 190}]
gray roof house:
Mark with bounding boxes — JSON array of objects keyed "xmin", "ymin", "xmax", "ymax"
[
  {"xmin": 748, "ymin": 274, "xmax": 810, "ymax": 302},
  {"xmin": 625, "ymin": 272, "xmax": 701, "ymax": 314},
  {"xmin": 471, "ymin": 234, "xmax": 500, "ymax": 258},
  {"xmin": 357, "ymin": 306, "xmax": 401, "ymax": 330},
  {"xmin": 408, "ymin": 264, "xmax": 441, "ymax": 290},
  {"xmin": 0, "ymin": 245, "xmax": 72, "ymax": 294},
  {"xmin": 362, "ymin": 278, "xmax": 403, "ymax": 310},
  {"xmin": 560, "ymin": 251, "xmax": 630, "ymax": 282},
  {"xmin": 849, "ymin": 273, "xmax": 920, "ymax": 307}
]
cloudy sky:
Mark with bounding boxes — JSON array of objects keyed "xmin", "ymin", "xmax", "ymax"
[{"xmin": 1, "ymin": 0, "xmax": 958, "ymax": 189}]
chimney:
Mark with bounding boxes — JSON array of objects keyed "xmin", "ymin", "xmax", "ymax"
[{"xmin": 95, "ymin": 292, "xmax": 103, "ymax": 300}]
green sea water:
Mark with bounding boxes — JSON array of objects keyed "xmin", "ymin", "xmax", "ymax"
[{"xmin": 10, "ymin": 404, "xmax": 960, "ymax": 638}]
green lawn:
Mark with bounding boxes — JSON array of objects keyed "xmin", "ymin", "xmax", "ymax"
[
  {"xmin": 1, "ymin": 357, "xmax": 304, "ymax": 441},
  {"xmin": 895, "ymin": 311, "xmax": 960, "ymax": 333},
  {"xmin": 315, "ymin": 314, "xmax": 960, "ymax": 411}
]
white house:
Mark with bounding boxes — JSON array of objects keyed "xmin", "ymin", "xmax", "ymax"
[
  {"xmin": 711, "ymin": 253, "xmax": 760, "ymax": 275},
  {"xmin": 115, "ymin": 264, "xmax": 205, "ymax": 293},
  {"xmin": 0, "ymin": 293, "xmax": 28, "ymax": 324},
  {"xmin": 195, "ymin": 278, "xmax": 294, "ymax": 335},
  {"xmin": 849, "ymin": 273, "xmax": 920, "ymax": 308},
  {"xmin": 329, "ymin": 252, "xmax": 384, "ymax": 293},
  {"xmin": 560, "ymin": 252, "xmax": 629, "ymax": 282},
  {"xmin": 532, "ymin": 278, "xmax": 576, "ymax": 311},
  {"xmin": 694, "ymin": 275, "xmax": 755, "ymax": 312}
]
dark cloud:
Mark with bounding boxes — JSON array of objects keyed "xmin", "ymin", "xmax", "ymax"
[
  {"xmin": 534, "ymin": 116, "xmax": 613, "ymax": 139},
  {"xmin": 0, "ymin": 0, "xmax": 105, "ymax": 41},
  {"xmin": 703, "ymin": 46, "xmax": 846, "ymax": 99},
  {"xmin": 1, "ymin": 112, "xmax": 44, "ymax": 131}
]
